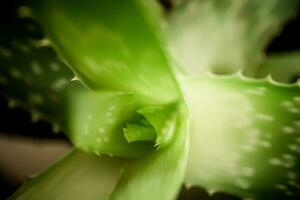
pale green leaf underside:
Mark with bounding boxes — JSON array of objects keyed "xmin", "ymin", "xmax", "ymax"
[
  {"xmin": 255, "ymin": 52, "xmax": 300, "ymax": 83},
  {"xmin": 184, "ymin": 74, "xmax": 300, "ymax": 199},
  {"xmin": 9, "ymin": 149, "xmax": 126, "ymax": 200},
  {"xmin": 30, "ymin": 0, "xmax": 180, "ymax": 103},
  {"xmin": 167, "ymin": 0, "xmax": 299, "ymax": 75}
]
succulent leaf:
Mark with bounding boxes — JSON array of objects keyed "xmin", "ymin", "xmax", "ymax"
[
  {"xmin": 67, "ymin": 91, "xmax": 157, "ymax": 157},
  {"xmin": 111, "ymin": 104, "xmax": 189, "ymax": 200},
  {"xmin": 3, "ymin": 0, "xmax": 300, "ymax": 199},
  {"xmin": 9, "ymin": 149, "xmax": 127, "ymax": 200},
  {"xmin": 29, "ymin": 0, "xmax": 181, "ymax": 103},
  {"xmin": 184, "ymin": 74, "xmax": 300, "ymax": 199},
  {"xmin": 255, "ymin": 52, "xmax": 300, "ymax": 83},
  {"xmin": 167, "ymin": 0, "xmax": 299, "ymax": 75},
  {"xmin": 68, "ymin": 90, "xmax": 185, "ymax": 157},
  {"xmin": 0, "ymin": 8, "xmax": 83, "ymax": 127},
  {"xmin": 138, "ymin": 102, "xmax": 180, "ymax": 148},
  {"xmin": 123, "ymin": 124, "xmax": 156, "ymax": 143}
]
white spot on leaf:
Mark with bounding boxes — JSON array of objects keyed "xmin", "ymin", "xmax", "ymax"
[
  {"xmin": 287, "ymin": 172, "xmax": 297, "ymax": 180},
  {"xmin": 50, "ymin": 62, "xmax": 60, "ymax": 71},
  {"xmin": 28, "ymin": 93, "xmax": 43, "ymax": 105},
  {"xmin": 256, "ymin": 113, "xmax": 274, "ymax": 121},
  {"xmin": 235, "ymin": 178, "xmax": 251, "ymax": 189},
  {"xmin": 288, "ymin": 144, "xmax": 300, "ymax": 153},
  {"xmin": 36, "ymin": 38, "xmax": 50, "ymax": 47},
  {"xmin": 275, "ymin": 184, "xmax": 287, "ymax": 190},
  {"xmin": 31, "ymin": 61, "xmax": 42, "ymax": 75},
  {"xmin": 52, "ymin": 78, "xmax": 68, "ymax": 91},
  {"xmin": 269, "ymin": 158, "xmax": 282, "ymax": 166},
  {"xmin": 242, "ymin": 167, "xmax": 255, "ymax": 177},
  {"xmin": 282, "ymin": 126, "xmax": 295, "ymax": 134},
  {"xmin": 17, "ymin": 6, "xmax": 32, "ymax": 18},
  {"xmin": 98, "ymin": 128, "xmax": 105, "ymax": 134},
  {"xmin": 282, "ymin": 101, "xmax": 294, "ymax": 108},
  {"xmin": 260, "ymin": 141, "xmax": 271, "ymax": 148}
]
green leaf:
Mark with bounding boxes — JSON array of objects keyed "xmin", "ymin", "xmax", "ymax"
[
  {"xmin": 29, "ymin": 0, "xmax": 180, "ymax": 103},
  {"xmin": 123, "ymin": 124, "xmax": 156, "ymax": 143},
  {"xmin": 138, "ymin": 102, "xmax": 180, "ymax": 147},
  {"xmin": 67, "ymin": 90, "xmax": 184, "ymax": 157},
  {"xmin": 9, "ymin": 149, "xmax": 127, "ymax": 200},
  {"xmin": 110, "ymin": 103, "xmax": 189, "ymax": 200},
  {"xmin": 183, "ymin": 74, "xmax": 300, "ymax": 199},
  {"xmin": 167, "ymin": 0, "xmax": 299, "ymax": 75},
  {"xmin": 255, "ymin": 52, "xmax": 300, "ymax": 83},
  {"xmin": 0, "ymin": 7, "xmax": 84, "ymax": 129},
  {"xmin": 67, "ymin": 90, "xmax": 159, "ymax": 158}
]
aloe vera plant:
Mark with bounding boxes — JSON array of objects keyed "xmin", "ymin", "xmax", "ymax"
[{"xmin": 1, "ymin": 0, "xmax": 300, "ymax": 199}]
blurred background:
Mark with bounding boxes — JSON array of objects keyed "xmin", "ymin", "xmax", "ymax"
[{"xmin": 0, "ymin": 0, "xmax": 300, "ymax": 199}]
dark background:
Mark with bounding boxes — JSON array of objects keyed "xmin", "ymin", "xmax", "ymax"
[{"xmin": 0, "ymin": 0, "xmax": 300, "ymax": 199}]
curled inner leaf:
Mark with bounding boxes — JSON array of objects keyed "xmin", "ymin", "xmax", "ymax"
[{"xmin": 67, "ymin": 89, "xmax": 183, "ymax": 157}]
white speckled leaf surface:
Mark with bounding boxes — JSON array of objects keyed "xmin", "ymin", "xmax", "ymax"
[{"xmin": 184, "ymin": 74, "xmax": 300, "ymax": 199}]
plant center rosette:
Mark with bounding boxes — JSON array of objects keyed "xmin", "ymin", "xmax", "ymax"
[{"xmin": 2, "ymin": 0, "xmax": 300, "ymax": 200}]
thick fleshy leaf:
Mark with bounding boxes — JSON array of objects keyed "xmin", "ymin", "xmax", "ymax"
[
  {"xmin": 123, "ymin": 124, "xmax": 156, "ymax": 143},
  {"xmin": 255, "ymin": 52, "xmax": 300, "ymax": 83},
  {"xmin": 67, "ymin": 91, "xmax": 159, "ymax": 157},
  {"xmin": 167, "ymin": 0, "xmax": 299, "ymax": 75},
  {"xmin": 0, "ymin": 4, "xmax": 83, "ymax": 129},
  {"xmin": 29, "ymin": 0, "xmax": 180, "ymax": 103},
  {"xmin": 110, "ymin": 103, "xmax": 188, "ymax": 200},
  {"xmin": 9, "ymin": 149, "xmax": 127, "ymax": 200},
  {"xmin": 138, "ymin": 102, "xmax": 180, "ymax": 147},
  {"xmin": 183, "ymin": 74, "xmax": 300, "ymax": 199},
  {"xmin": 67, "ymin": 90, "xmax": 183, "ymax": 157}
]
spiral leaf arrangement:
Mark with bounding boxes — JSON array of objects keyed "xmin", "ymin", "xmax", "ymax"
[{"xmin": 1, "ymin": 0, "xmax": 300, "ymax": 199}]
